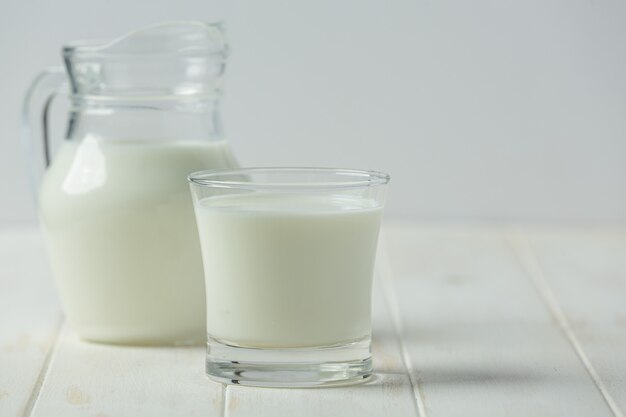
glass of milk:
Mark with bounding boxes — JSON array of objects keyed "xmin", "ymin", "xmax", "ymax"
[{"xmin": 188, "ymin": 167, "xmax": 389, "ymax": 387}]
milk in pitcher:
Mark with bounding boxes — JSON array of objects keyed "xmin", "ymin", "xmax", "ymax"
[{"xmin": 40, "ymin": 138, "xmax": 237, "ymax": 344}]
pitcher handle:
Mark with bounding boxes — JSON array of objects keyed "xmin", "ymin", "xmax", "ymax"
[{"xmin": 21, "ymin": 67, "xmax": 66, "ymax": 202}]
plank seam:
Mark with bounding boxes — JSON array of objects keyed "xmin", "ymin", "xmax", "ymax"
[
  {"xmin": 508, "ymin": 228, "xmax": 624, "ymax": 417},
  {"xmin": 377, "ymin": 231, "xmax": 426, "ymax": 417},
  {"xmin": 21, "ymin": 315, "xmax": 64, "ymax": 417},
  {"xmin": 220, "ymin": 384, "xmax": 227, "ymax": 417}
]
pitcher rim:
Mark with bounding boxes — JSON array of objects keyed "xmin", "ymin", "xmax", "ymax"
[{"xmin": 62, "ymin": 20, "xmax": 227, "ymax": 58}]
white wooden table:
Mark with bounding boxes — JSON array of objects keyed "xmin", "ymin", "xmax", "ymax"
[{"xmin": 1, "ymin": 223, "xmax": 625, "ymax": 417}]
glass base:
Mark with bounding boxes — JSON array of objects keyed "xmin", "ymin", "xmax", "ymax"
[{"xmin": 205, "ymin": 335, "xmax": 372, "ymax": 388}]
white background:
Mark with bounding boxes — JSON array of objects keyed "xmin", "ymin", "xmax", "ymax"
[{"xmin": 1, "ymin": 0, "xmax": 625, "ymax": 224}]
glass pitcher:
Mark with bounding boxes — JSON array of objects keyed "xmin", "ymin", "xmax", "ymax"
[{"xmin": 22, "ymin": 22, "xmax": 237, "ymax": 345}]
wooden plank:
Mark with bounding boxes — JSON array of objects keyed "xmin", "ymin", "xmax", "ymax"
[
  {"xmin": 516, "ymin": 227, "xmax": 626, "ymax": 416},
  {"xmin": 30, "ymin": 326, "xmax": 224, "ymax": 417},
  {"xmin": 371, "ymin": 273, "xmax": 408, "ymax": 375},
  {"xmin": 384, "ymin": 223, "xmax": 614, "ymax": 417},
  {"xmin": 0, "ymin": 228, "xmax": 62, "ymax": 417},
  {"xmin": 224, "ymin": 253, "xmax": 417, "ymax": 417}
]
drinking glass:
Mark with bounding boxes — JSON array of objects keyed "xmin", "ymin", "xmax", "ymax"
[{"xmin": 188, "ymin": 167, "xmax": 389, "ymax": 387}]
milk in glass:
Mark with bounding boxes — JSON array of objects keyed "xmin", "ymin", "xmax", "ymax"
[{"xmin": 194, "ymin": 193, "xmax": 382, "ymax": 348}]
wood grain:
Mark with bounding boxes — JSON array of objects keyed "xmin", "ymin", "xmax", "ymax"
[
  {"xmin": 0, "ymin": 228, "xmax": 61, "ymax": 417},
  {"xmin": 517, "ymin": 227, "xmax": 626, "ymax": 417},
  {"xmin": 4, "ymin": 224, "xmax": 626, "ymax": 417},
  {"xmin": 385, "ymin": 224, "xmax": 615, "ymax": 417},
  {"xmin": 30, "ymin": 327, "xmax": 223, "ymax": 417}
]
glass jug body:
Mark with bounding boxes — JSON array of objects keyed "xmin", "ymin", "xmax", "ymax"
[{"xmin": 25, "ymin": 22, "xmax": 237, "ymax": 345}]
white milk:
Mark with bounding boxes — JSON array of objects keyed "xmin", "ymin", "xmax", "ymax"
[
  {"xmin": 194, "ymin": 193, "xmax": 383, "ymax": 348},
  {"xmin": 39, "ymin": 138, "xmax": 237, "ymax": 344}
]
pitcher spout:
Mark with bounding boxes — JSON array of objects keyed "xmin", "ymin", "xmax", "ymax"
[{"xmin": 62, "ymin": 21, "xmax": 228, "ymax": 98}]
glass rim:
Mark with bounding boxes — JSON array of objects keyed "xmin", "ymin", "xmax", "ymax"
[{"xmin": 187, "ymin": 167, "xmax": 390, "ymax": 190}]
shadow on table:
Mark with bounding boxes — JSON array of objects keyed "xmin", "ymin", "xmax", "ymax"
[{"xmin": 409, "ymin": 366, "xmax": 547, "ymax": 385}]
